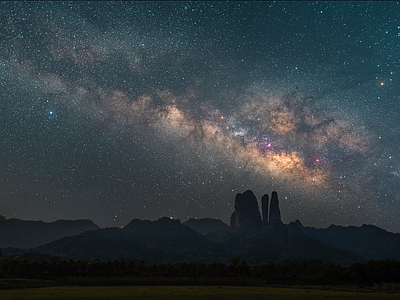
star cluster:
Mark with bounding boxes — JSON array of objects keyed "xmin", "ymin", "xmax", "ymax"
[{"xmin": 0, "ymin": 1, "xmax": 400, "ymax": 231}]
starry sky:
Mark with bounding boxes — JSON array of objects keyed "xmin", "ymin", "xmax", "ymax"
[{"xmin": 1, "ymin": 1, "xmax": 400, "ymax": 231}]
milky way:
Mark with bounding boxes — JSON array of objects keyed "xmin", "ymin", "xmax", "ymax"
[{"xmin": 1, "ymin": 1, "xmax": 400, "ymax": 231}]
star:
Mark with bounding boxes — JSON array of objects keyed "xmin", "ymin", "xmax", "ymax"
[{"xmin": 0, "ymin": 1, "xmax": 399, "ymax": 232}]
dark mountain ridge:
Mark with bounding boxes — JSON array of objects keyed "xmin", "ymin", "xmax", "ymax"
[
  {"xmin": 301, "ymin": 222, "xmax": 400, "ymax": 261},
  {"xmin": 25, "ymin": 217, "xmax": 226, "ymax": 263},
  {"xmin": 0, "ymin": 215, "xmax": 99, "ymax": 249},
  {"xmin": 205, "ymin": 219, "xmax": 363, "ymax": 265},
  {"xmin": 2, "ymin": 190, "xmax": 400, "ymax": 265},
  {"xmin": 3, "ymin": 217, "xmax": 363, "ymax": 265},
  {"xmin": 182, "ymin": 218, "xmax": 229, "ymax": 235}
]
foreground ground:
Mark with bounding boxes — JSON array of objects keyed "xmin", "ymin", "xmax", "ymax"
[{"xmin": 1, "ymin": 285, "xmax": 400, "ymax": 300}]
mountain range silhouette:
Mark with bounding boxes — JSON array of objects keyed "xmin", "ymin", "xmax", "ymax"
[{"xmin": 2, "ymin": 190, "xmax": 400, "ymax": 265}]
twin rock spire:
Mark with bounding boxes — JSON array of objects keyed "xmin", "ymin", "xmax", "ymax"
[{"xmin": 230, "ymin": 190, "xmax": 281, "ymax": 230}]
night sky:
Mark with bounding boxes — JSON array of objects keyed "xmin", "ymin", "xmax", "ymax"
[{"xmin": 1, "ymin": 1, "xmax": 400, "ymax": 232}]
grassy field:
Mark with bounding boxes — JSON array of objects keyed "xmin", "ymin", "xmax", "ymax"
[
  {"xmin": 0, "ymin": 279, "xmax": 58, "ymax": 290},
  {"xmin": 1, "ymin": 285, "xmax": 400, "ymax": 300}
]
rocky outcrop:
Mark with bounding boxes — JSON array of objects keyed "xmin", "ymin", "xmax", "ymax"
[
  {"xmin": 269, "ymin": 191, "xmax": 281, "ymax": 224},
  {"xmin": 261, "ymin": 194, "xmax": 269, "ymax": 226},
  {"xmin": 230, "ymin": 190, "xmax": 262, "ymax": 230},
  {"xmin": 230, "ymin": 190, "xmax": 282, "ymax": 229}
]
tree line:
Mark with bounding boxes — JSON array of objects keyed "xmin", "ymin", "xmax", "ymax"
[{"xmin": 1, "ymin": 252, "xmax": 400, "ymax": 287}]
